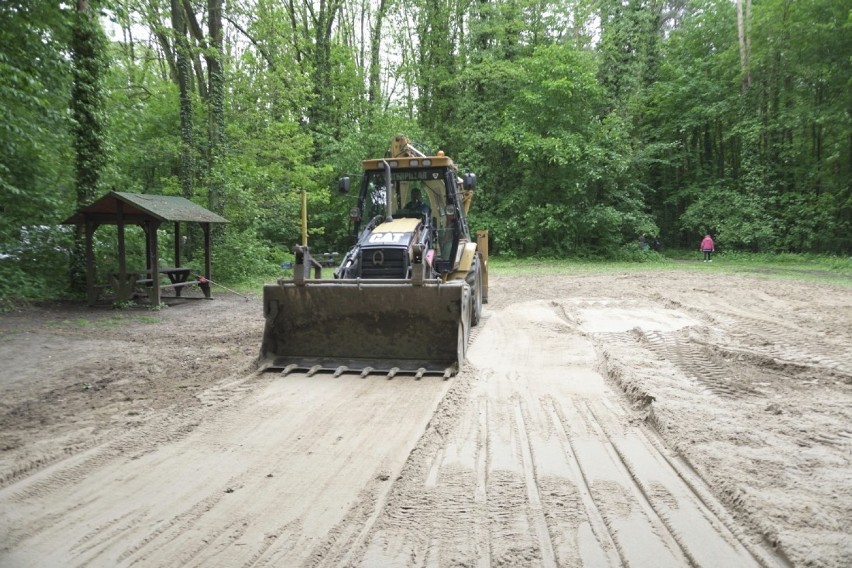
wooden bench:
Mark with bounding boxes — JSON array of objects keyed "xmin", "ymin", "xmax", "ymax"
[
  {"xmin": 137, "ymin": 279, "xmax": 198, "ymax": 288},
  {"xmin": 127, "ymin": 267, "xmax": 210, "ymax": 300},
  {"xmin": 158, "ymin": 280, "xmax": 201, "ymax": 292}
]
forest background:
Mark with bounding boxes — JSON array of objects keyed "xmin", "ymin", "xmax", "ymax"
[{"xmin": 1, "ymin": 0, "xmax": 850, "ymax": 300}]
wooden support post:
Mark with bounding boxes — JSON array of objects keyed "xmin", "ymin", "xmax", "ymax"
[
  {"xmin": 174, "ymin": 221, "xmax": 181, "ymax": 268},
  {"xmin": 476, "ymin": 230, "xmax": 489, "ymax": 303},
  {"xmin": 85, "ymin": 218, "xmax": 97, "ymax": 306},
  {"xmin": 144, "ymin": 223, "xmax": 151, "ymax": 274},
  {"xmin": 116, "ymin": 202, "xmax": 129, "ymax": 301},
  {"xmin": 301, "ymin": 189, "xmax": 308, "ymax": 246},
  {"xmin": 147, "ymin": 220, "xmax": 161, "ymax": 305},
  {"xmin": 203, "ymin": 223, "xmax": 212, "ymax": 298}
]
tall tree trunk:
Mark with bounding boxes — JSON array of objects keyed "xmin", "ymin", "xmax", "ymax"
[
  {"xmin": 307, "ymin": 0, "xmax": 344, "ymax": 134},
  {"xmin": 736, "ymin": 0, "xmax": 752, "ymax": 91},
  {"xmin": 171, "ymin": 0, "xmax": 194, "ymax": 201},
  {"xmin": 182, "ymin": 0, "xmax": 210, "ymax": 99},
  {"xmin": 368, "ymin": 0, "xmax": 388, "ymax": 111},
  {"xmin": 417, "ymin": 0, "xmax": 455, "ymax": 136},
  {"xmin": 207, "ymin": 0, "xmax": 225, "ymax": 218},
  {"xmin": 169, "ymin": 0, "xmax": 196, "ymax": 259},
  {"xmin": 70, "ymin": 0, "xmax": 107, "ymax": 294}
]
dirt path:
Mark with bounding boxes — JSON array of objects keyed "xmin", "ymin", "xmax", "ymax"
[{"xmin": 0, "ymin": 270, "xmax": 850, "ymax": 567}]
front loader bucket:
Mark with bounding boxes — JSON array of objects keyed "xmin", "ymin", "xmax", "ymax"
[{"xmin": 260, "ymin": 279, "xmax": 471, "ymax": 377}]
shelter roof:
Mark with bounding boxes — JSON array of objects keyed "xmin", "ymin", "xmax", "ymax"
[{"xmin": 62, "ymin": 191, "xmax": 228, "ymax": 225}]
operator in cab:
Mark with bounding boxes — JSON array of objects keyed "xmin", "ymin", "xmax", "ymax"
[{"xmin": 404, "ymin": 187, "xmax": 431, "ymax": 218}]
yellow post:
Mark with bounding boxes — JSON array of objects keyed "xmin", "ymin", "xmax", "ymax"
[
  {"xmin": 476, "ymin": 230, "xmax": 489, "ymax": 302},
  {"xmin": 300, "ymin": 190, "xmax": 308, "ymax": 246}
]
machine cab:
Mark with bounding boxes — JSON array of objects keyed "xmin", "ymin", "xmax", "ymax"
[{"xmin": 352, "ymin": 157, "xmax": 473, "ymax": 275}]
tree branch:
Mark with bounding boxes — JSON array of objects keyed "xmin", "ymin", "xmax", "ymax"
[{"xmin": 222, "ymin": 15, "xmax": 276, "ymax": 71}]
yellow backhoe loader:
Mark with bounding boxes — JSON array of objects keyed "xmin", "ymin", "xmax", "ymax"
[{"xmin": 260, "ymin": 135, "xmax": 488, "ymax": 378}]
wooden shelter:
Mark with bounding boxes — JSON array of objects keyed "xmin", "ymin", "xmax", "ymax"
[{"xmin": 63, "ymin": 191, "xmax": 228, "ymax": 306}]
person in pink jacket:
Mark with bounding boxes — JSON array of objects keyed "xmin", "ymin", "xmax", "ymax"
[{"xmin": 700, "ymin": 234, "xmax": 715, "ymax": 262}]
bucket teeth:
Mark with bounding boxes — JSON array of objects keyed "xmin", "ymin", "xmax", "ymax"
[
  {"xmin": 307, "ymin": 364, "xmax": 322, "ymax": 377},
  {"xmin": 267, "ymin": 361, "xmax": 456, "ymax": 378}
]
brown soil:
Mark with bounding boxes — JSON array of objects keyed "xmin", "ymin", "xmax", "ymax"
[{"xmin": 0, "ymin": 270, "xmax": 849, "ymax": 567}]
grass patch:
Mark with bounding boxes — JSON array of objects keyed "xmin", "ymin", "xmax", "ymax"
[
  {"xmin": 226, "ymin": 270, "xmax": 292, "ymax": 297},
  {"xmin": 487, "ymin": 255, "xmax": 674, "ymax": 276},
  {"xmin": 666, "ymin": 250, "xmax": 852, "ymax": 284},
  {"xmin": 119, "ymin": 252, "xmax": 852, "ymax": 299},
  {"xmin": 485, "ymin": 252, "xmax": 852, "ymax": 285},
  {"xmin": 94, "ymin": 314, "xmax": 127, "ymax": 328}
]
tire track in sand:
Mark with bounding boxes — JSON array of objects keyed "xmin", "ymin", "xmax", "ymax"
[
  {"xmin": 0, "ymin": 372, "xmax": 450, "ymax": 567},
  {"xmin": 351, "ymin": 300, "xmax": 783, "ymax": 567}
]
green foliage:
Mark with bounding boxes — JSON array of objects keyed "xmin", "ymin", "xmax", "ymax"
[
  {"xmin": 484, "ymin": 43, "xmax": 657, "ymax": 257},
  {"xmin": 1, "ymin": 0, "xmax": 849, "ymax": 301},
  {"xmin": 0, "ymin": 1, "xmax": 75, "ymax": 260},
  {"xmin": 0, "ymin": 262, "xmax": 49, "ymax": 309},
  {"xmin": 640, "ymin": 0, "xmax": 851, "ymax": 250},
  {"xmin": 679, "ymin": 185, "xmax": 777, "ymax": 252},
  {"xmin": 101, "ymin": 78, "xmax": 183, "ymax": 194},
  {"xmin": 210, "ymin": 227, "xmax": 284, "ymax": 283},
  {"xmin": 610, "ymin": 243, "xmax": 667, "ymax": 263},
  {"xmin": 0, "ymin": 225, "xmax": 77, "ymax": 305}
]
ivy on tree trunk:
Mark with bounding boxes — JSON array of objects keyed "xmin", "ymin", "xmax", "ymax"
[{"xmin": 70, "ymin": 0, "xmax": 107, "ymax": 295}]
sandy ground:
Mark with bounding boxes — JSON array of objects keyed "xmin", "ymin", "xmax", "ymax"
[{"xmin": 0, "ymin": 269, "xmax": 850, "ymax": 567}]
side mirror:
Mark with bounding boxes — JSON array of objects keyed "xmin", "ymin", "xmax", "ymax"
[
  {"xmin": 463, "ymin": 173, "xmax": 477, "ymax": 190},
  {"xmin": 338, "ymin": 176, "xmax": 351, "ymax": 194}
]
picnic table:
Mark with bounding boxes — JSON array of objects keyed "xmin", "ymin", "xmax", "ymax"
[{"xmin": 111, "ymin": 267, "xmax": 210, "ymax": 301}]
